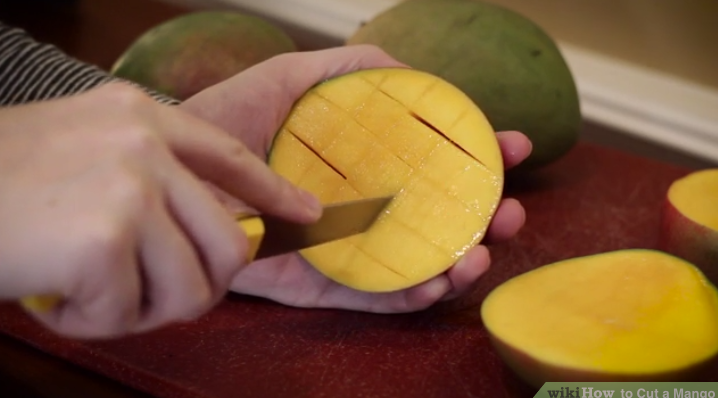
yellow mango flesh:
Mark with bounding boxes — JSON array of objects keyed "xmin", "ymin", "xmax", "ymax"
[
  {"xmin": 237, "ymin": 216, "xmax": 265, "ymax": 262},
  {"xmin": 668, "ymin": 168, "xmax": 718, "ymax": 231},
  {"xmin": 268, "ymin": 67, "xmax": 504, "ymax": 292},
  {"xmin": 481, "ymin": 249, "xmax": 718, "ymax": 384}
]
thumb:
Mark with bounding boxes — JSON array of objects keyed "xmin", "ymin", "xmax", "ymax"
[
  {"xmin": 253, "ymin": 45, "xmax": 409, "ymax": 151},
  {"xmin": 253, "ymin": 44, "xmax": 409, "ymax": 106},
  {"xmin": 184, "ymin": 45, "xmax": 408, "ymax": 153},
  {"xmin": 154, "ymin": 101, "xmax": 323, "ymax": 224}
]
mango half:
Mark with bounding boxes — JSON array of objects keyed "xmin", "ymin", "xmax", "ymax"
[
  {"xmin": 659, "ymin": 168, "xmax": 718, "ymax": 285},
  {"xmin": 481, "ymin": 249, "xmax": 718, "ymax": 388},
  {"xmin": 267, "ymin": 67, "xmax": 504, "ymax": 292}
]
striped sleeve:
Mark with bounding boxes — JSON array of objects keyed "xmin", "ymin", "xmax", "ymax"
[{"xmin": 0, "ymin": 22, "xmax": 181, "ymax": 106}]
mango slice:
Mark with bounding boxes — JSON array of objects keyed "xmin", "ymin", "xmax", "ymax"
[
  {"xmin": 660, "ymin": 168, "xmax": 718, "ymax": 285},
  {"xmin": 481, "ymin": 249, "xmax": 718, "ymax": 387},
  {"xmin": 267, "ymin": 67, "xmax": 504, "ymax": 292}
]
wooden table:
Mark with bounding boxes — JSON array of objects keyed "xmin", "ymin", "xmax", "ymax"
[{"xmin": 1, "ymin": 1, "xmax": 716, "ymax": 398}]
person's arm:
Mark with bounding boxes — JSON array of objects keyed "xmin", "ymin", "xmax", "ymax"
[{"xmin": 0, "ymin": 21, "xmax": 180, "ymax": 106}]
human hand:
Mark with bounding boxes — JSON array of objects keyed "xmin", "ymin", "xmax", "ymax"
[
  {"xmin": 180, "ymin": 45, "xmax": 532, "ymax": 313},
  {"xmin": 0, "ymin": 82, "xmax": 322, "ymax": 339}
]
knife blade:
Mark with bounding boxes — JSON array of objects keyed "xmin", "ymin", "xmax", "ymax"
[
  {"xmin": 19, "ymin": 195, "xmax": 393, "ymax": 313},
  {"xmin": 242, "ymin": 195, "xmax": 393, "ymax": 261}
]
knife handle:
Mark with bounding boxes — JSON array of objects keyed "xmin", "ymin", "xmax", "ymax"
[{"xmin": 19, "ymin": 216, "xmax": 265, "ymax": 314}]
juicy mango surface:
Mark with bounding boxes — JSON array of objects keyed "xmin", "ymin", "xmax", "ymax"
[
  {"xmin": 268, "ymin": 67, "xmax": 504, "ymax": 292},
  {"xmin": 481, "ymin": 249, "xmax": 718, "ymax": 386}
]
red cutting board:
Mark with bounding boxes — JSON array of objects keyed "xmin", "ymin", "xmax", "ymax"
[{"xmin": 1, "ymin": 141, "xmax": 716, "ymax": 398}]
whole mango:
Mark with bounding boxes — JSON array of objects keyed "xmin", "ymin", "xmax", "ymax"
[
  {"xmin": 347, "ymin": 0, "xmax": 582, "ymax": 171},
  {"xmin": 112, "ymin": 10, "xmax": 297, "ymax": 100}
]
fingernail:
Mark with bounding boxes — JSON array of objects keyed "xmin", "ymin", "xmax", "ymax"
[{"xmin": 298, "ymin": 188, "xmax": 322, "ymax": 219}]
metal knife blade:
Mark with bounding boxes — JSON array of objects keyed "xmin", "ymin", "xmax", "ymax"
[{"xmin": 250, "ymin": 195, "xmax": 393, "ymax": 260}]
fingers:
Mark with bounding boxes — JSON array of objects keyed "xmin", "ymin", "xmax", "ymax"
[
  {"xmin": 484, "ymin": 128, "xmax": 531, "ymax": 245},
  {"xmin": 387, "ymin": 196, "xmax": 524, "ymax": 310},
  {"xmin": 10, "ymin": 83, "xmax": 296, "ymax": 339},
  {"xmin": 203, "ymin": 181, "xmax": 253, "ymax": 214},
  {"xmin": 134, "ymin": 147, "xmax": 253, "ymax": 332},
  {"xmin": 256, "ymin": 44, "xmax": 407, "ymax": 106},
  {"xmin": 132, "ymin": 184, "xmax": 212, "ymax": 332},
  {"xmin": 187, "ymin": 45, "xmax": 407, "ymax": 152},
  {"xmin": 440, "ymin": 246, "xmax": 491, "ymax": 302},
  {"xmin": 156, "ymin": 104, "xmax": 323, "ymax": 224},
  {"xmin": 416, "ymin": 196, "xmax": 525, "ymax": 308},
  {"xmin": 419, "ymin": 131, "xmax": 530, "ymax": 304},
  {"xmin": 485, "ymin": 198, "xmax": 526, "ymax": 243},
  {"xmin": 159, "ymin": 160, "xmax": 249, "ymax": 300},
  {"xmin": 497, "ymin": 130, "xmax": 532, "ymax": 169},
  {"xmin": 390, "ymin": 245, "xmax": 492, "ymax": 310},
  {"xmin": 38, "ymin": 152, "xmax": 250, "ymax": 337},
  {"xmin": 32, "ymin": 228, "xmax": 143, "ymax": 339}
]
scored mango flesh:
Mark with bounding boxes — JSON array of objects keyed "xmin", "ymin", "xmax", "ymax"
[
  {"xmin": 481, "ymin": 249, "xmax": 718, "ymax": 377},
  {"xmin": 268, "ymin": 68, "xmax": 504, "ymax": 292},
  {"xmin": 668, "ymin": 169, "xmax": 718, "ymax": 231}
]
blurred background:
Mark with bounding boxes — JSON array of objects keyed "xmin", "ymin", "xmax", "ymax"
[{"xmin": 1, "ymin": 0, "xmax": 716, "ymax": 168}]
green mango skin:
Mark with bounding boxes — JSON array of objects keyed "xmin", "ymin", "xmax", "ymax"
[
  {"xmin": 112, "ymin": 11, "xmax": 297, "ymax": 101},
  {"xmin": 347, "ymin": 0, "xmax": 582, "ymax": 172}
]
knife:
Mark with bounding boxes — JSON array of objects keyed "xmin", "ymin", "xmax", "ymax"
[{"xmin": 20, "ymin": 195, "xmax": 393, "ymax": 313}]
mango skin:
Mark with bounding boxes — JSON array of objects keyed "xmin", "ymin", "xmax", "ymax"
[
  {"xmin": 347, "ymin": 0, "xmax": 581, "ymax": 172},
  {"xmin": 659, "ymin": 199, "xmax": 718, "ymax": 286},
  {"xmin": 488, "ymin": 333, "xmax": 713, "ymax": 389},
  {"xmin": 111, "ymin": 11, "xmax": 296, "ymax": 100}
]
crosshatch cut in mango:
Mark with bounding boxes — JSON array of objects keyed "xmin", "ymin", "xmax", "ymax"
[
  {"xmin": 267, "ymin": 67, "xmax": 505, "ymax": 292},
  {"xmin": 480, "ymin": 249, "xmax": 718, "ymax": 388}
]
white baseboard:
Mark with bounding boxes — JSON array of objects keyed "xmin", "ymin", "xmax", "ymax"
[
  {"xmin": 158, "ymin": 0, "xmax": 718, "ymax": 164},
  {"xmin": 562, "ymin": 44, "xmax": 718, "ymax": 165}
]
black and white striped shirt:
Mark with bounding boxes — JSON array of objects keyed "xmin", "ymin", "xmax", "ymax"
[{"xmin": 0, "ymin": 22, "xmax": 180, "ymax": 106}]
